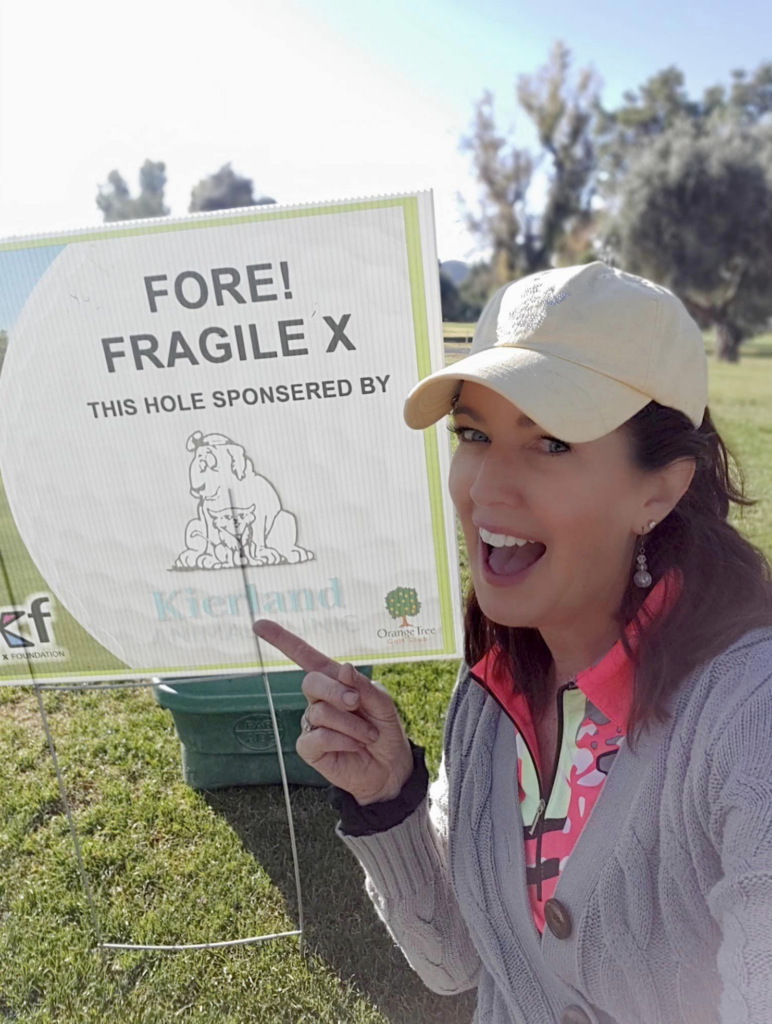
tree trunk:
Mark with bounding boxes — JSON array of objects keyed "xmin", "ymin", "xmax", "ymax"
[{"xmin": 715, "ymin": 320, "xmax": 741, "ymax": 363}]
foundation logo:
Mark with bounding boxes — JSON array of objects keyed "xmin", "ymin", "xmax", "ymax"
[
  {"xmin": 377, "ymin": 585, "xmax": 437, "ymax": 646},
  {"xmin": 0, "ymin": 593, "xmax": 67, "ymax": 663}
]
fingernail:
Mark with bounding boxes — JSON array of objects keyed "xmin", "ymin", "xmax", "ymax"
[
  {"xmin": 343, "ymin": 690, "xmax": 358, "ymax": 706},
  {"xmin": 367, "ymin": 728, "xmax": 379, "ymax": 742}
]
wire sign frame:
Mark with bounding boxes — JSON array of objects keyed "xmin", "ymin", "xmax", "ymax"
[{"xmin": 1, "ymin": 487, "xmax": 309, "ymax": 957}]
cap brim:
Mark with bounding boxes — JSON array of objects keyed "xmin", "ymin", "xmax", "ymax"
[{"xmin": 403, "ymin": 346, "xmax": 653, "ymax": 442}]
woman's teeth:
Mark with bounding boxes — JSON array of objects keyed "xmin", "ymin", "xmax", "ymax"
[{"xmin": 478, "ymin": 526, "xmax": 542, "ymax": 549}]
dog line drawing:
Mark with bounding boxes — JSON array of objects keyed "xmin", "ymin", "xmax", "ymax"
[{"xmin": 173, "ymin": 431, "xmax": 315, "ymax": 570}]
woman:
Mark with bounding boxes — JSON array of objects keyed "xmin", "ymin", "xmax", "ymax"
[{"xmin": 253, "ymin": 262, "xmax": 772, "ymax": 1024}]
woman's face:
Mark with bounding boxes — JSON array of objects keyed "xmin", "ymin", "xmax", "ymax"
[{"xmin": 447, "ymin": 381, "xmax": 651, "ymax": 632}]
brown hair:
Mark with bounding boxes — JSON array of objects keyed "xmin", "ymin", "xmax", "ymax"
[{"xmin": 461, "ymin": 400, "xmax": 772, "ymax": 746}]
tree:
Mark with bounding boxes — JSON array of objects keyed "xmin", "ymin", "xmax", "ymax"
[
  {"xmin": 0, "ymin": 329, "xmax": 7, "ymax": 377},
  {"xmin": 595, "ymin": 60, "xmax": 772, "ymax": 360},
  {"xmin": 439, "ymin": 263, "xmax": 461, "ymax": 321},
  {"xmin": 456, "ymin": 261, "xmax": 494, "ymax": 322},
  {"xmin": 440, "ymin": 259, "xmax": 495, "ymax": 322},
  {"xmin": 459, "ymin": 89, "xmax": 532, "ymax": 288},
  {"xmin": 438, "ymin": 260, "xmax": 493, "ymax": 322},
  {"xmin": 96, "ymin": 160, "xmax": 169, "ymax": 221},
  {"xmin": 593, "ymin": 62, "xmax": 772, "ymax": 203},
  {"xmin": 516, "ymin": 42, "xmax": 600, "ymax": 272},
  {"xmin": 189, "ymin": 163, "xmax": 275, "ymax": 212},
  {"xmin": 459, "ymin": 41, "xmax": 601, "ymax": 289},
  {"xmin": 384, "ymin": 586, "xmax": 421, "ymax": 628},
  {"xmin": 592, "ymin": 67, "xmax": 703, "ymax": 198},
  {"xmin": 601, "ymin": 118, "xmax": 772, "ymax": 361},
  {"xmin": 551, "ymin": 208, "xmax": 607, "ymax": 268}
]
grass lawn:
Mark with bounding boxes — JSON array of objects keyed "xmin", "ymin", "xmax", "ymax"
[{"xmin": 1, "ymin": 332, "xmax": 771, "ymax": 1023}]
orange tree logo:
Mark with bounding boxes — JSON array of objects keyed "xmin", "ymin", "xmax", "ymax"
[{"xmin": 384, "ymin": 586, "xmax": 421, "ymax": 628}]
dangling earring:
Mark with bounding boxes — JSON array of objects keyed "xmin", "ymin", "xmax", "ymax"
[{"xmin": 634, "ymin": 520, "xmax": 657, "ymax": 588}]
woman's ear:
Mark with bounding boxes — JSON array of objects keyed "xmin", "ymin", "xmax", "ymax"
[{"xmin": 641, "ymin": 457, "xmax": 697, "ymax": 526}]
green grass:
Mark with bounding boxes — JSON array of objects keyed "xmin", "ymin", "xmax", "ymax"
[
  {"xmin": 0, "ymin": 672, "xmax": 472, "ymax": 1024},
  {"xmin": 1, "ymin": 333, "xmax": 771, "ymax": 1023},
  {"xmin": 700, "ymin": 332, "xmax": 772, "ymax": 554}
]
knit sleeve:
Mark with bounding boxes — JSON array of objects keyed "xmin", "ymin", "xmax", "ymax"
[
  {"xmin": 705, "ymin": 671, "xmax": 772, "ymax": 1023},
  {"xmin": 332, "ymin": 738, "xmax": 482, "ymax": 996},
  {"xmin": 324, "ymin": 739, "xmax": 430, "ymax": 836}
]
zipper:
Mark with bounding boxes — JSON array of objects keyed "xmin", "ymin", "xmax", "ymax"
[
  {"xmin": 466, "ymin": 667, "xmax": 573, "ymax": 937},
  {"xmin": 528, "ymin": 798, "xmax": 546, "ymax": 836},
  {"xmin": 470, "ymin": 670, "xmax": 577, "ymax": 902},
  {"xmin": 534, "ymin": 679, "xmax": 575, "ymax": 900}
]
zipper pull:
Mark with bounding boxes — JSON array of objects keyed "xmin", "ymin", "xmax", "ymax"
[{"xmin": 529, "ymin": 798, "xmax": 546, "ymax": 836}]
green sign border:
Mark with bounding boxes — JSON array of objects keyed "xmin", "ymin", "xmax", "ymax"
[{"xmin": 1, "ymin": 196, "xmax": 457, "ymax": 676}]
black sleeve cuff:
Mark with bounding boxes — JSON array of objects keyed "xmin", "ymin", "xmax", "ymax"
[{"xmin": 324, "ymin": 739, "xmax": 429, "ymax": 837}]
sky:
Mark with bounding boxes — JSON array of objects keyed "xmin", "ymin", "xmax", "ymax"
[{"xmin": 0, "ymin": 0, "xmax": 770, "ymax": 263}]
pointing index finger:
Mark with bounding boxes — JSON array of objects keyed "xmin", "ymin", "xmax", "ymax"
[{"xmin": 252, "ymin": 618, "xmax": 342, "ymax": 679}]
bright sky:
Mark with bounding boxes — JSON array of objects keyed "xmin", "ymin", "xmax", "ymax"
[{"xmin": 0, "ymin": 0, "xmax": 769, "ymax": 262}]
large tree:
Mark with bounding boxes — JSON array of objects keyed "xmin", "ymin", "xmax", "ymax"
[
  {"xmin": 594, "ymin": 63, "xmax": 772, "ymax": 198},
  {"xmin": 600, "ymin": 119, "xmax": 772, "ymax": 361},
  {"xmin": 459, "ymin": 40, "xmax": 601, "ymax": 293},
  {"xmin": 189, "ymin": 163, "xmax": 275, "ymax": 212},
  {"xmin": 596, "ymin": 61, "xmax": 772, "ymax": 361},
  {"xmin": 96, "ymin": 159, "xmax": 169, "ymax": 221}
]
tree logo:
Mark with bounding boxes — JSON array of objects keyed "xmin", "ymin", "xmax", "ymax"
[
  {"xmin": 384, "ymin": 586, "xmax": 421, "ymax": 628},
  {"xmin": 378, "ymin": 586, "xmax": 437, "ymax": 646}
]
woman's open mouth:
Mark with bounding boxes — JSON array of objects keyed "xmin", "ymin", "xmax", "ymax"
[{"xmin": 479, "ymin": 533, "xmax": 547, "ymax": 586}]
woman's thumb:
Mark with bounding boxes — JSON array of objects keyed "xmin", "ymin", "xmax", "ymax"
[
  {"xmin": 339, "ymin": 661, "xmax": 379, "ymax": 699},
  {"xmin": 339, "ymin": 662, "xmax": 392, "ymax": 711},
  {"xmin": 339, "ymin": 661, "xmax": 362, "ymax": 689}
]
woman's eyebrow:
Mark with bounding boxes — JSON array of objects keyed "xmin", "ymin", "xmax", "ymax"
[{"xmin": 451, "ymin": 404, "xmax": 537, "ymax": 429}]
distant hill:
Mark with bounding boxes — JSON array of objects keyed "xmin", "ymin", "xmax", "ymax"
[{"xmin": 439, "ymin": 260, "xmax": 469, "ymax": 285}]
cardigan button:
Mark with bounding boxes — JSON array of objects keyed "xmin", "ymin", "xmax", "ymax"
[
  {"xmin": 544, "ymin": 897, "xmax": 572, "ymax": 939},
  {"xmin": 560, "ymin": 1007, "xmax": 592, "ymax": 1024}
]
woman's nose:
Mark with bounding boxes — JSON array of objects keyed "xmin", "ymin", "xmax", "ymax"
[{"xmin": 468, "ymin": 448, "xmax": 523, "ymax": 503}]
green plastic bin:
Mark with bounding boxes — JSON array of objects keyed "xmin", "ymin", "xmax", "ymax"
[{"xmin": 151, "ymin": 667, "xmax": 373, "ymax": 790}]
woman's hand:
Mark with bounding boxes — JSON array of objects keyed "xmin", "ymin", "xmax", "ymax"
[{"xmin": 252, "ymin": 619, "xmax": 415, "ymax": 806}]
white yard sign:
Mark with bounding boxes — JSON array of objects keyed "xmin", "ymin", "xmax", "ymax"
[{"xmin": 0, "ymin": 192, "xmax": 463, "ymax": 682}]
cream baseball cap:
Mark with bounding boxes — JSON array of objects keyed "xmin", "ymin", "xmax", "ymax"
[{"xmin": 403, "ymin": 261, "xmax": 708, "ymax": 443}]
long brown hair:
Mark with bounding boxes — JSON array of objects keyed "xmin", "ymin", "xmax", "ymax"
[{"xmin": 462, "ymin": 400, "xmax": 772, "ymax": 746}]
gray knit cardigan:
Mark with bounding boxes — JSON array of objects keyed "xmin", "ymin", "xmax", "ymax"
[{"xmin": 334, "ymin": 626, "xmax": 772, "ymax": 1024}]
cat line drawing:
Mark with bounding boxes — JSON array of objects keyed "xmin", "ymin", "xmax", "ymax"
[{"xmin": 210, "ymin": 505, "xmax": 258, "ymax": 568}]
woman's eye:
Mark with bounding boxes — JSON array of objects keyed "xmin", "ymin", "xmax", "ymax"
[
  {"xmin": 447, "ymin": 424, "xmax": 570, "ymax": 455},
  {"xmin": 453, "ymin": 427, "xmax": 486, "ymax": 443},
  {"xmin": 541, "ymin": 437, "xmax": 571, "ymax": 454}
]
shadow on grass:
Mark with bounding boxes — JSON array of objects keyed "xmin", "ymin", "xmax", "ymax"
[{"xmin": 203, "ymin": 782, "xmax": 478, "ymax": 1024}]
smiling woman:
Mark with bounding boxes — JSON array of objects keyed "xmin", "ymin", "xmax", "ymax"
[
  {"xmin": 447, "ymin": 375, "xmax": 772, "ymax": 736},
  {"xmin": 305, "ymin": 262, "xmax": 772, "ymax": 1024}
]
